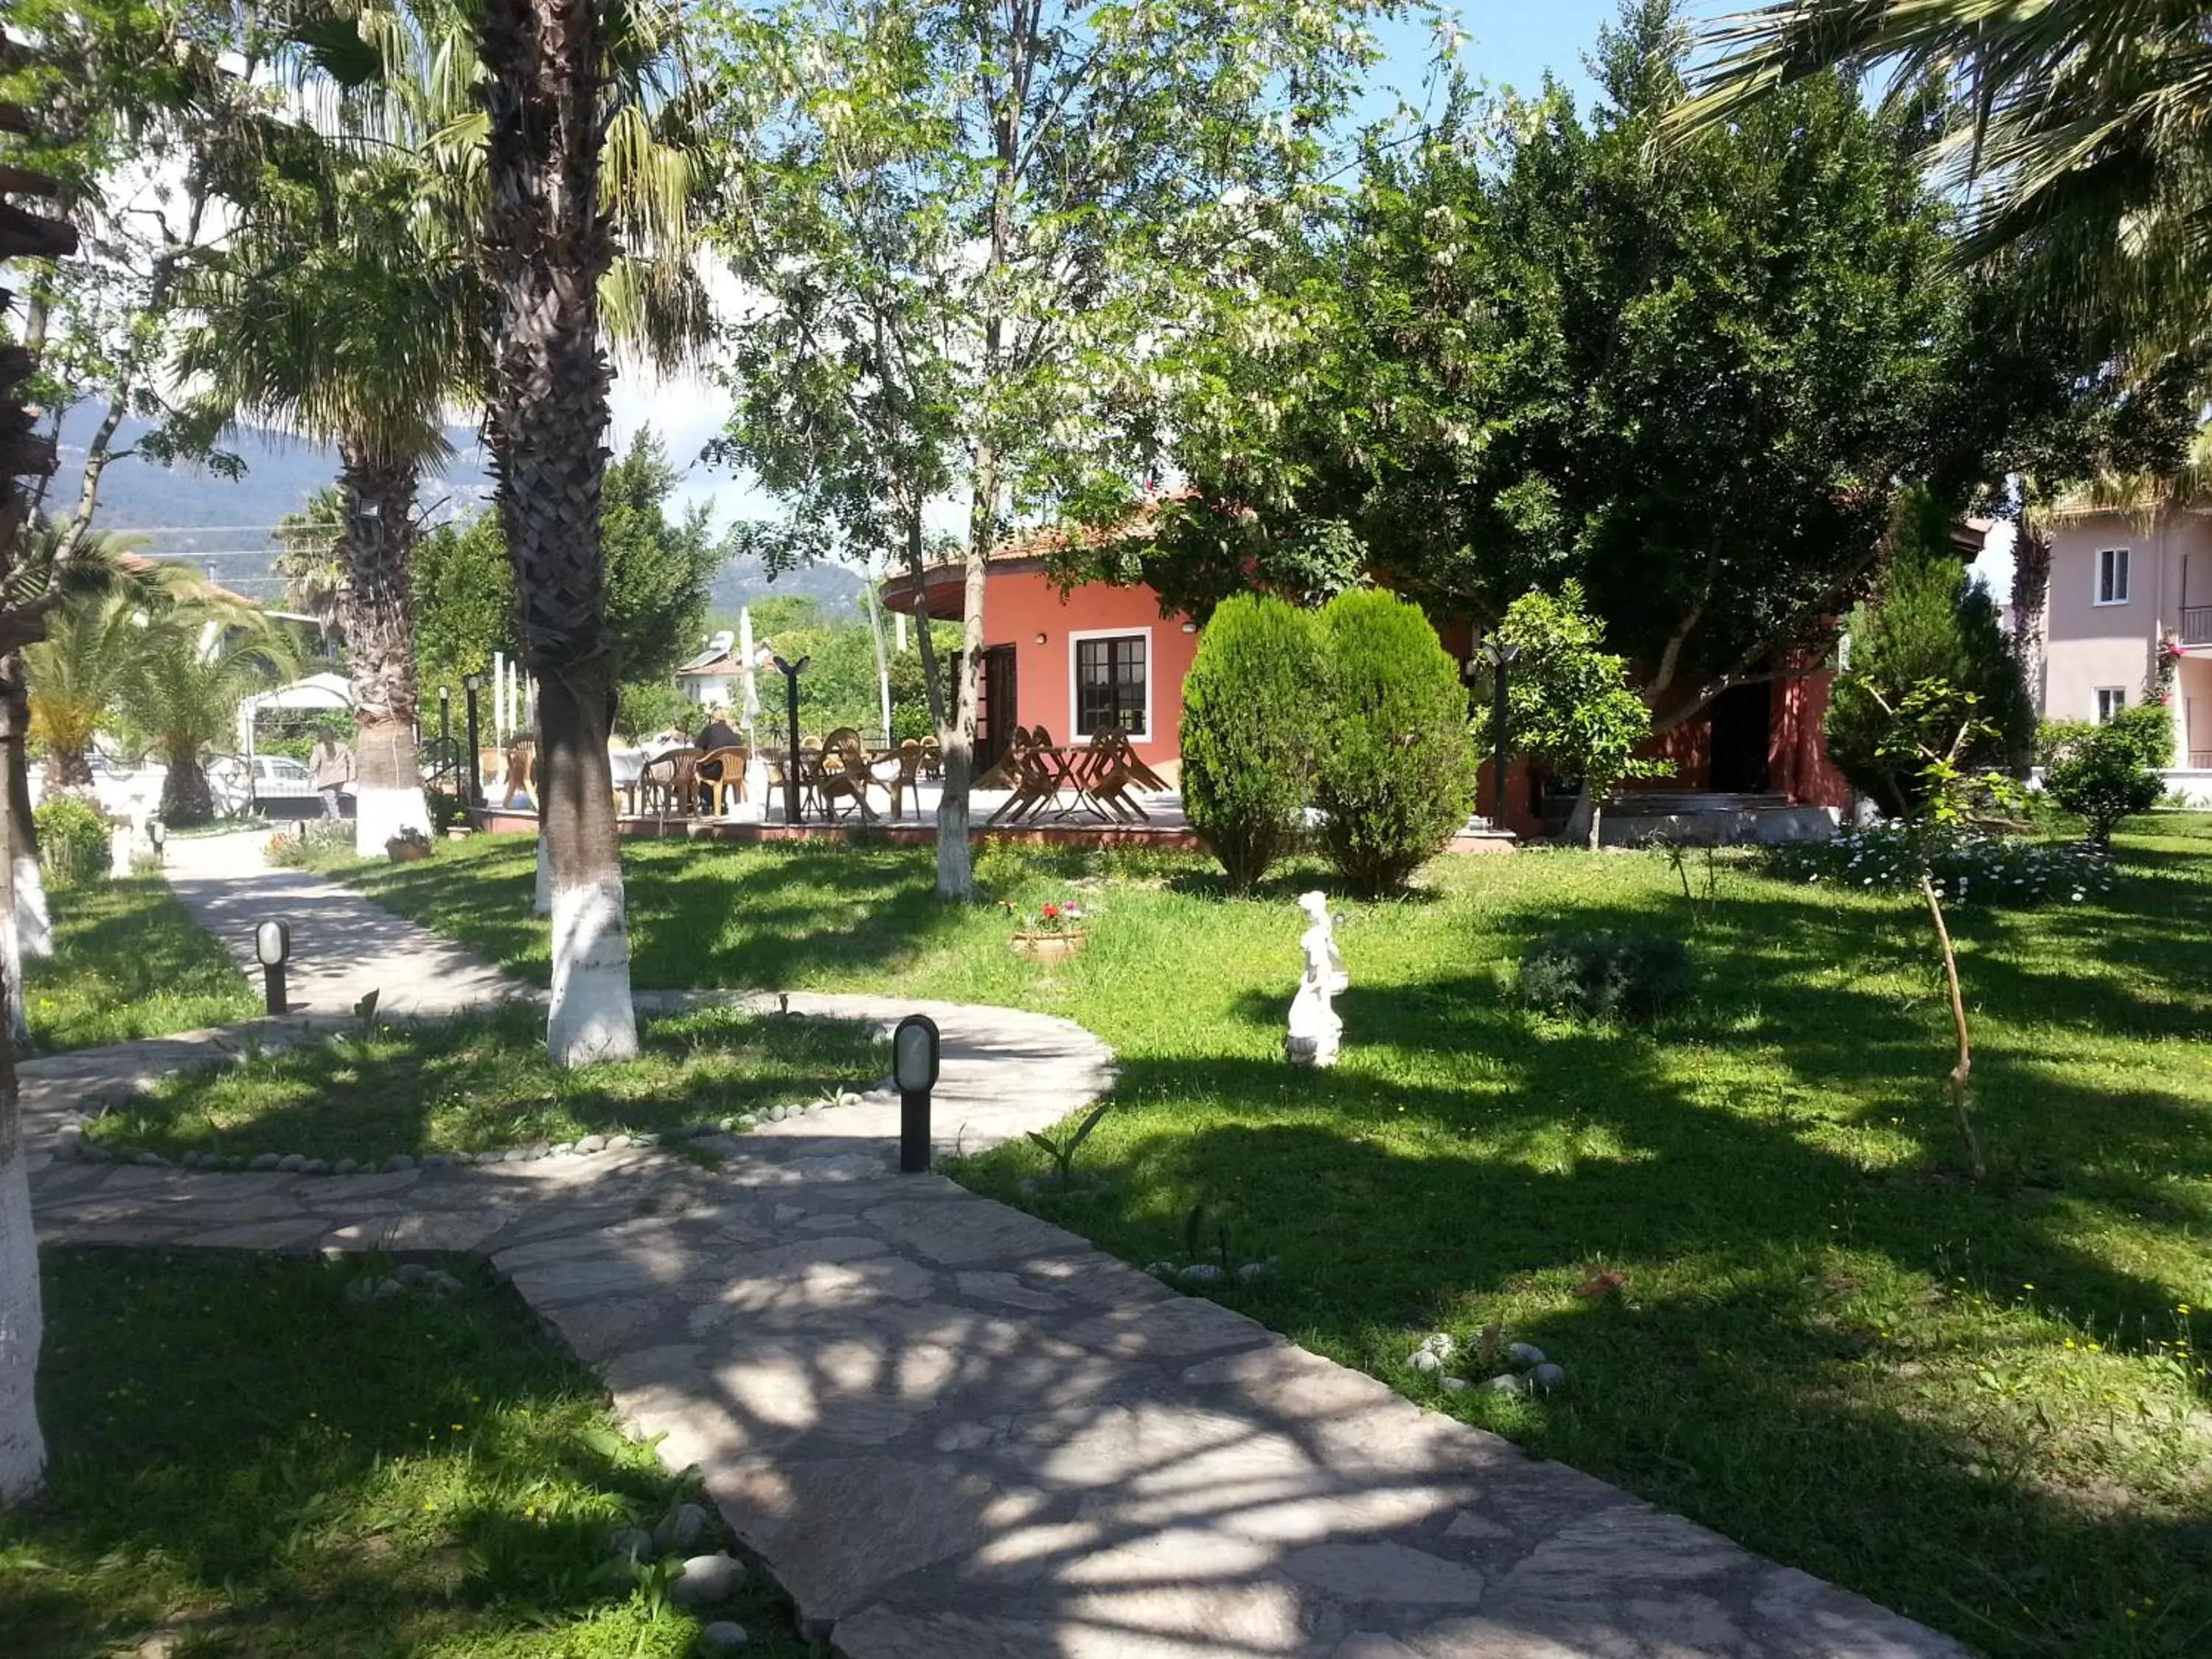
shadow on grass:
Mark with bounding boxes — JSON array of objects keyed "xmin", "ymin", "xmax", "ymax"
[{"xmin": 3, "ymin": 1250, "xmax": 807, "ymax": 1659}]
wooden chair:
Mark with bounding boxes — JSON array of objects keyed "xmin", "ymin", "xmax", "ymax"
[
  {"xmin": 697, "ymin": 745, "xmax": 748, "ymax": 815},
  {"xmin": 884, "ymin": 739, "xmax": 925, "ymax": 819},
  {"xmin": 990, "ymin": 726, "xmax": 1062, "ymax": 824},
  {"xmin": 813, "ymin": 728, "xmax": 878, "ymax": 822},
  {"xmin": 974, "ymin": 726, "xmax": 1029, "ymax": 792},
  {"xmin": 639, "ymin": 750, "xmax": 698, "ymax": 819},
  {"xmin": 1083, "ymin": 726, "xmax": 1152, "ymax": 822}
]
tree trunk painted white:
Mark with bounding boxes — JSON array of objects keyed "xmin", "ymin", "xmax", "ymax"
[
  {"xmin": 534, "ymin": 834, "xmax": 551, "ymax": 916},
  {"xmin": 0, "ymin": 1046, "xmax": 44, "ymax": 1506},
  {"xmin": 547, "ymin": 876, "xmax": 636, "ymax": 1065},
  {"xmin": 14, "ymin": 860, "xmax": 49, "ymax": 964},
  {"xmin": 936, "ymin": 465, "xmax": 994, "ymax": 901},
  {"xmin": 355, "ymin": 783, "xmax": 431, "ymax": 858}
]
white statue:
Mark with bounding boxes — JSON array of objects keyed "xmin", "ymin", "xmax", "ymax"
[{"xmin": 1286, "ymin": 890, "xmax": 1347, "ymax": 1067}]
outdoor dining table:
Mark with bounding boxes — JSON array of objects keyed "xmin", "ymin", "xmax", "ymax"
[{"xmin": 611, "ymin": 743, "xmax": 692, "ymax": 814}]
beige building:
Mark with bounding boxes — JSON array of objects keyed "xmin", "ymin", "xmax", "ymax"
[{"xmin": 2041, "ymin": 511, "xmax": 2212, "ymax": 791}]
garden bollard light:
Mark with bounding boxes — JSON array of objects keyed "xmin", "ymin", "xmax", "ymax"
[
  {"xmin": 255, "ymin": 919, "xmax": 291, "ymax": 1016},
  {"xmin": 148, "ymin": 818, "xmax": 165, "ymax": 866},
  {"xmin": 893, "ymin": 1013, "xmax": 939, "ymax": 1174}
]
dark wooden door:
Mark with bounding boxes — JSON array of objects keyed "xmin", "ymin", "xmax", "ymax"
[
  {"xmin": 1708, "ymin": 681, "xmax": 1772, "ymax": 793},
  {"xmin": 978, "ymin": 645, "xmax": 1018, "ymax": 773}
]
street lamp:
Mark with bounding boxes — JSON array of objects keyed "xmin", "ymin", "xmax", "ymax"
[
  {"xmin": 254, "ymin": 919, "xmax": 291, "ymax": 1016},
  {"xmin": 462, "ymin": 674, "xmax": 484, "ymax": 809},
  {"xmin": 892, "ymin": 1014, "xmax": 940, "ymax": 1173},
  {"xmin": 1472, "ymin": 635, "xmax": 1520, "ymax": 828},
  {"xmin": 771, "ymin": 653, "xmax": 810, "ymax": 825}
]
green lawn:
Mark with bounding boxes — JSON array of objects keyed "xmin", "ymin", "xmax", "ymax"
[
  {"xmin": 0, "ymin": 1249, "xmax": 815, "ymax": 1658},
  {"xmin": 87, "ymin": 1001, "xmax": 886, "ymax": 1165},
  {"xmin": 315, "ymin": 824, "xmax": 2212, "ymax": 1657},
  {"xmin": 26, "ymin": 877, "xmax": 258, "ymax": 1052}
]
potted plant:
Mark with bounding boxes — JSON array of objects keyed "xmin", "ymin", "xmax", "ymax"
[
  {"xmin": 1011, "ymin": 900, "xmax": 1088, "ymax": 961},
  {"xmin": 386, "ymin": 826, "xmax": 435, "ymax": 863}
]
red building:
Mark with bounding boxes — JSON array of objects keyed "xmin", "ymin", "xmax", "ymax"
[{"xmin": 882, "ymin": 532, "xmax": 1855, "ymax": 838}]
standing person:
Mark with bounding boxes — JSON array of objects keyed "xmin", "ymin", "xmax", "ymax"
[
  {"xmin": 694, "ymin": 704, "xmax": 741, "ymax": 813},
  {"xmin": 310, "ymin": 725, "xmax": 354, "ymax": 819}
]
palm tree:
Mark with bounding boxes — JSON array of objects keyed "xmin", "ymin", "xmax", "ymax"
[
  {"xmin": 178, "ymin": 139, "xmax": 479, "ymax": 857},
  {"xmin": 118, "ymin": 591, "xmax": 300, "ymax": 825},
  {"xmin": 478, "ymin": 0, "xmax": 641, "ymax": 1065},
  {"xmin": 21, "ymin": 532, "xmax": 161, "ymax": 789},
  {"xmin": 1671, "ymin": 0, "xmax": 2212, "ymax": 364}
]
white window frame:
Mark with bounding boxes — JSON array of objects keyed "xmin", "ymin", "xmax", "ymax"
[
  {"xmin": 2095, "ymin": 546, "xmax": 2132, "ymax": 606},
  {"xmin": 1068, "ymin": 627, "xmax": 1153, "ymax": 740},
  {"xmin": 2096, "ymin": 686, "xmax": 2127, "ymax": 723}
]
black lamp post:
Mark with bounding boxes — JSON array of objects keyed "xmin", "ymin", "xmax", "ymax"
[
  {"xmin": 771, "ymin": 653, "xmax": 809, "ymax": 824},
  {"xmin": 462, "ymin": 674, "xmax": 483, "ymax": 808},
  {"xmin": 892, "ymin": 1013, "xmax": 940, "ymax": 1173},
  {"xmin": 147, "ymin": 818, "xmax": 164, "ymax": 866},
  {"xmin": 1474, "ymin": 636, "xmax": 1520, "ymax": 827},
  {"xmin": 254, "ymin": 919, "xmax": 291, "ymax": 1016}
]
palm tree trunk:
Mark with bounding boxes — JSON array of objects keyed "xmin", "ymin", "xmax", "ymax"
[
  {"xmin": 1, "ymin": 659, "xmax": 48, "ymax": 966},
  {"xmin": 480, "ymin": 0, "xmax": 637, "ymax": 1065},
  {"xmin": 161, "ymin": 754, "xmax": 213, "ymax": 826},
  {"xmin": 339, "ymin": 446, "xmax": 429, "ymax": 856},
  {"xmin": 2012, "ymin": 517, "xmax": 2051, "ymax": 715}
]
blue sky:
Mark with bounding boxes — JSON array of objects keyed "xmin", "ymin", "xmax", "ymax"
[{"xmin": 1363, "ymin": 1, "xmax": 1614, "ymax": 119}]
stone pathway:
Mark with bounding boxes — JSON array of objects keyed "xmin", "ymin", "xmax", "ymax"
[
  {"xmin": 23, "ymin": 849, "xmax": 1967, "ymax": 1656},
  {"xmin": 160, "ymin": 827, "xmax": 521, "ymax": 1017}
]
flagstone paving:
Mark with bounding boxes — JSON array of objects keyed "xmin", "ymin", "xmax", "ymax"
[{"xmin": 22, "ymin": 850, "xmax": 1969, "ymax": 1657}]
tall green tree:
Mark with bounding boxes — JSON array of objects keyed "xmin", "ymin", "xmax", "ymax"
[
  {"xmin": 696, "ymin": 0, "xmax": 1394, "ymax": 898},
  {"xmin": 1826, "ymin": 492, "xmax": 2034, "ymax": 815},
  {"xmin": 410, "ymin": 431, "xmax": 721, "ymax": 708},
  {"xmin": 1145, "ymin": 1, "xmax": 1969, "ymax": 740}
]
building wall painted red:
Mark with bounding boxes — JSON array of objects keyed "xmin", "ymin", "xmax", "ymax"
[
  {"xmin": 897, "ymin": 563, "xmax": 1856, "ymax": 822},
  {"xmin": 964, "ymin": 568, "xmax": 1200, "ymax": 766}
]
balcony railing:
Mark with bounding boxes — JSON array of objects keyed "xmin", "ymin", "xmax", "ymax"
[
  {"xmin": 2191, "ymin": 751, "xmax": 2212, "ymax": 771},
  {"xmin": 2183, "ymin": 606, "xmax": 2212, "ymax": 645}
]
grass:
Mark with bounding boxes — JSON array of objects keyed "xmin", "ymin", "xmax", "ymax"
[
  {"xmin": 26, "ymin": 877, "xmax": 258, "ymax": 1053},
  {"xmin": 0, "ymin": 1248, "xmax": 816, "ymax": 1658},
  {"xmin": 310, "ymin": 823, "xmax": 2212, "ymax": 1657},
  {"xmin": 86, "ymin": 1001, "xmax": 887, "ymax": 1165}
]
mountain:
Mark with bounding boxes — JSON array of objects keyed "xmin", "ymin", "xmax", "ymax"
[
  {"xmin": 44, "ymin": 403, "xmax": 870, "ymax": 617},
  {"xmin": 709, "ymin": 553, "xmax": 866, "ymax": 619},
  {"xmin": 43, "ymin": 407, "xmax": 494, "ymax": 603}
]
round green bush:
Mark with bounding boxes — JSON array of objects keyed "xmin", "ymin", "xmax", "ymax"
[
  {"xmin": 1520, "ymin": 931, "xmax": 1691, "ymax": 1023},
  {"xmin": 1314, "ymin": 590, "xmax": 1477, "ymax": 897},
  {"xmin": 35, "ymin": 796, "xmax": 111, "ymax": 891},
  {"xmin": 2039, "ymin": 706, "xmax": 2169, "ymax": 844},
  {"xmin": 1179, "ymin": 594, "xmax": 1326, "ymax": 893}
]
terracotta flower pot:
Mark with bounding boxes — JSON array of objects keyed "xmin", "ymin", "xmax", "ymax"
[
  {"xmin": 1012, "ymin": 930, "xmax": 1087, "ymax": 962},
  {"xmin": 386, "ymin": 838, "xmax": 435, "ymax": 863}
]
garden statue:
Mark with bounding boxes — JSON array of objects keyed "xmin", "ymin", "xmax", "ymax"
[{"xmin": 1286, "ymin": 890, "xmax": 1347, "ymax": 1066}]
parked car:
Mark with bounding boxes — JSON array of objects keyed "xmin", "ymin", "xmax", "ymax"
[{"xmin": 207, "ymin": 752, "xmax": 336, "ymax": 816}]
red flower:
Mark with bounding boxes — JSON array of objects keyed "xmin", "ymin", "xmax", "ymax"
[{"xmin": 1041, "ymin": 904, "xmax": 1059, "ymax": 919}]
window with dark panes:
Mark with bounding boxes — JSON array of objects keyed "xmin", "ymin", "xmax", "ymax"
[{"xmin": 1074, "ymin": 634, "xmax": 1147, "ymax": 735}]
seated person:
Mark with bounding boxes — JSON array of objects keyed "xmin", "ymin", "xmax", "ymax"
[{"xmin": 694, "ymin": 706, "xmax": 742, "ymax": 810}]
